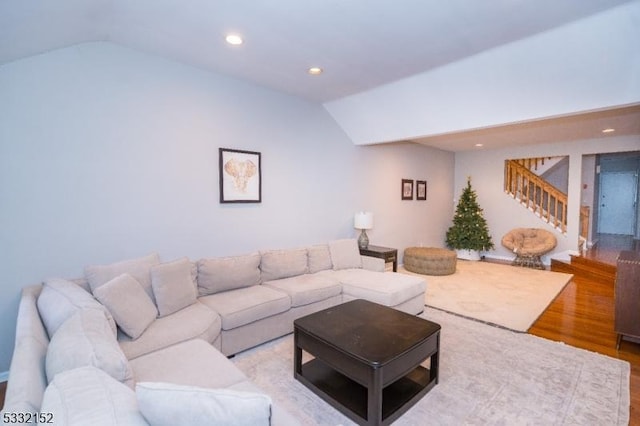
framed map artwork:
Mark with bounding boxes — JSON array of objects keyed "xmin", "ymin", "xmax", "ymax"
[{"xmin": 219, "ymin": 148, "xmax": 262, "ymax": 203}]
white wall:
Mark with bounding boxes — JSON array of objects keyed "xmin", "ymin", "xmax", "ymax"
[
  {"xmin": 325, "ymin": 1, "xmax": 640, "ymax": 145},
  {"xmin": 0, "ymin": 42, "xmax": 454, "ymax": 372},
  {"xmin": 454, "ymin": 136, "xmax": 640, "ymax": 262},
  {"xmin": 581, "ymin": 155, "xmax": 597, "ymax": 243}
]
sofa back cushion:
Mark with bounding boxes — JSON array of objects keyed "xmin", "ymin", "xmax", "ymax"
[
  {"xmin": 85, "ymin": 253, "xmax": 160, "ymax": 303},
  {"xmin": 37, "ymin": 278, "xmax": 117, "ymax": 338},
  {"xmin": 328, "ymin": 239, "xmax": 362, "ymax": 270},
  {"xmin": 150, "ymin": 258, "xmax": 198, "ymax": 317},
  {"xmin": 197, "ymin": 253, "xmax": 261, "ymax": 296},
  {"xmin": 259, "ymin": 248, "xmax": 308, "ymax": 282},
  {"xmin": 41, "ymin": 366, "xmax": 148, "ymax": 426},
  {"xmin": 46, "ymin": 309, "xmax": 134, "ymax": 388},
  {"xmin": 136, "ymin": 382, "xmax": 271, "ymax": 426},
  {"xmin": 93, "ymin": 274, "xmax": 158, "ymax": 339},
  {"xmin": 307, "ymin": 245, "xmax": 333, "ymax": 273}
]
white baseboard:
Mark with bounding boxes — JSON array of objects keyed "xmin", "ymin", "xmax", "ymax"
[{"xmin": 0, "ymin": 371, "xmax": 8, "ymax": 383}]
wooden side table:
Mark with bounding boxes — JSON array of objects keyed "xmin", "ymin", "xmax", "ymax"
[{"xmin": 359, "ymin": 245, "xmax": 398, "ymax": 272}]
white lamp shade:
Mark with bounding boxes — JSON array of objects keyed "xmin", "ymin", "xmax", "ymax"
[{"xmin": 354, "ymin": 212, "xmax": 373, "ymax": 230}]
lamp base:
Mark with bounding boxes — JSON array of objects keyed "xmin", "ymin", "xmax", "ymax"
[{"xmin": 358, "ymin": 230, "xmax": 369, "ymax": 249}]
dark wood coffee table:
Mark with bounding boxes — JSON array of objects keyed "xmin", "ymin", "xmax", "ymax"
[{"xmin": 294, "ymin": 299, "xmax": 440, "ymax": 425}]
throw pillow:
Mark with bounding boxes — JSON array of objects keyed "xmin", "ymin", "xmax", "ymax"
[
  {"xmin": 150, "ymin": 258, "xmax": 197, "ymax": 318},
  {"xmin": 307, "ymin": 244, "xmax": 333, "ymax": 273},
  {"xmin": 46, "ymin": 309, "xmax": 134, "ymax": 388},
  {"xmin": 196, "ymin": 252, "xmax": 261, "ymax": 296},
  {"xmin": 41, "ymin": 366, "xmax": 148, "ymax": 426},
  {"xmin": 260, "ymin": 248, "xmax": 308, "ymax": 282},
  {"xmin": 136, "ymin": 382, "xmax": 271, "ymax": 426},
  {"xmin": 85, "ymin": 253, "xmax": 160, "ymax": 302},
  {"xmin": 328, "ymin": 239, "xmax": 362, "ymax": 270},
  {"xmin": 37, "ymin": 278, "xmax": 117, "ymax": 338},
  {"xmin": 93, "ymin": 273, "xmax": 158, "ymax": 339}
]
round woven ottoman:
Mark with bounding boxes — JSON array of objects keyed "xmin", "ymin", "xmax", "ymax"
[{"xmin": 403, "ymin": 247, "xmax": 457, "ymax": 275}]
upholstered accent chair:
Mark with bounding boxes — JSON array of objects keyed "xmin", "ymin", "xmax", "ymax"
[{"xmin": 501, "ymin": 228, "xmax": 557, "ymax": 269}]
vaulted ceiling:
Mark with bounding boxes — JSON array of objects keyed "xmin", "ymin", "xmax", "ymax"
[{"xmin": 1, "ymin": 0, "xmax": 638, "ymax": 150}]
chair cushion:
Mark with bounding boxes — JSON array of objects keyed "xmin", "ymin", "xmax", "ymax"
[
  {"xmin": 501, "ymin": 228, "xmax": 557, "ymax": 256},
  {"xmin": 259, "ymin": 248, "xmax": 308, "ymax": 282},
  {"xmin": 136, "ymin": 382, "xmax": 271, "ymax": 426},
  {"xmin": 263, "ymin": 274, "xmax": 342, "ymax": 307},
  {"xmin": 46, "ymin": 309, "xmax": 134, "ymax": 388},
  {"xmin": 93, "ymin": 273, "xmax": 158, "ymax": 340},
  {"xmin": 197, "ymin": 253, "xmax": 261, "ymax": 296},
  {"xmin": 199, "ymin": 286, "xmax": 290, "ymax": 330},
  {"xmin": 41, "ymin": 366, "xmax": 148, "ymax": 426},
  {"xmin": 150, "ymin": 258, "xmax": 197, "ymax": 317}
]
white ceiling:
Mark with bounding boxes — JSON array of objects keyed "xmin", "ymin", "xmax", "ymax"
[
  {"xmin": 409, "ymin": 104, "xmax": 640, "ymax": 152},
  {"xmin": 1, "ymin": 0, "xmax": 638, "ymax": 150}
]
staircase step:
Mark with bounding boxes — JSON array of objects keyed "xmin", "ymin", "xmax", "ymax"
[
  {"xmin": 550, "ymin": 259, "xmax": 574, "ymax": 275},
  {"xmin": 551, "ymin": 255, "xmax": 616, "ymax": 285}
]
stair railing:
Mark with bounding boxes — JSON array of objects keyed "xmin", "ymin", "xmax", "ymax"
[
  {"xmin": 504, "ymin": 160, "xmax": 568, "ymax": 233},
  {"xmin": 514, "ymin": 157, "xmax": 550, "ymax": 171}
]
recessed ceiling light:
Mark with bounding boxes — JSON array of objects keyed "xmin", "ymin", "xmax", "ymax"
[
  {"xmin": 308, "ymin": 67, "xmax": 323, "ymax": 75},
  {"xmin": 602, "ymin": 128, "xmax": 615, "ymax": 133},
  {"xmin": 225, "ymin": 34, "xmax": 243, "ymax": 45},
  {"xmin": 475, "ymin": 143, "xmax": 484, "ymax": 147}
]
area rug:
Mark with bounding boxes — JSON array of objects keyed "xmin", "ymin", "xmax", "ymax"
[
  {"xmin": 232, "ymin": 308, "xmax": 630, "ymax": 425},
  {"xmin": 399, "ymin": 260, "xmax": 573, "ymax": 332}
]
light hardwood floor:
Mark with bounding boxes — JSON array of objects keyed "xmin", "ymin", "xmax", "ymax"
[{"xmin": 529, "ymin": 274, "xmax": 640, "ymax": 425}]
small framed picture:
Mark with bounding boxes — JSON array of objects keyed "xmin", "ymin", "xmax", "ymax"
[
  {"xmin": 417, "ymin": 180, "xmax": 427, "ymax": 200},
  {"xmin": 401, "ymin": 179, "xmax": 414, "ymax": 200},
  {"xmin": 219, "ymin": 148, "xmax": 262, "ymax": 203}
]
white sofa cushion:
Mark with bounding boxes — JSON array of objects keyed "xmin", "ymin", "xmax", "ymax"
[
  {"xmin": 41, "ymin": 366, "xmax": 148, "ymax": 426},
  {"xmin": 328, "ymin": 239, "xmax": 362, "ymax": 270},
  {"xmin": 260, "ymin": 248, "xmax": 308, "ymax": 282},
  {"xmin": 37, "ymin": 278, "xmax": 116, "ymax": 338},
  {"xmin": 118, "ymin": 301, "xmax": 221, "ymax": 360},
  {"xmin": 263, "ymin": 274, "xmax": 342, "ymax": 307},
  {"xmin": 129, "ymin": 339, "xmax": 247, "ymax": 389},
  {"xmin": 46, "ymin": 309, "xmax": 134, "ymax": 388},
  {"xmin": 334, "ymin": 269, "xmax": 426, "ymax": 307},
  {"xmin": 150, "ymin": 258, "xmax": 197, "ymax": 317},
  {"xmin": 199, "ymin": 286, "xmax": 290, "ymax": 330},
  {"xmin": 85, "ymin": 253, "xmax": 160, "ymax": 302},
  {"xmin": 93, "ymin": 274, "xmax": 158, "ymax": 340},
  {"xmin": 307, "ymin": 244, "xmax": 332, "ymax": 273},
  {"xmin": 136, "ymin": 382, "xmax": 271, "ymax": 426},
  {"xmin": 197, "ymin": 253, "xmax": 261, "ymax": 296}
]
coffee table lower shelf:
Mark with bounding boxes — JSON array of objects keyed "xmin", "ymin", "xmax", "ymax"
[{"xmin": 296, "ymin": 358, "xmax": 435, "ymax": 425}]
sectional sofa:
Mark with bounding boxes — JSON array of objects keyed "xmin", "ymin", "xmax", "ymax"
[{"xmin": 1, "ymin": 239, "xmax": 426, "ymax": 425}]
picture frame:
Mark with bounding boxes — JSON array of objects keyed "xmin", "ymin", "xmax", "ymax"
[
  {"xmin": 401, "ymin": 179, "xmax": 414, "ymax": 200},
  {"xmin": 219, "ymin": 148, "xmax": 262, "ymax": 203},
  {"xmin": 416, "ymin": 180, "xmax": 427, "ymax": 200}
]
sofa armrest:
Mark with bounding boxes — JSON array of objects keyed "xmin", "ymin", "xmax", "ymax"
[{"xmin": 361, "ymin": 255, "xmax": 385, "ymax": 272}]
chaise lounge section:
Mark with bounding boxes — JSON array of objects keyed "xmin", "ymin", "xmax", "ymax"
[{"xmin": 2, "ymin": 239, "xmax": 426, "ymax": 425}]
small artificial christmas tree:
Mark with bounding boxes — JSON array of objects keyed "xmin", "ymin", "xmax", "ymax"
[{"xmin": 446, "ymin": 177, "xmax": 495, "ymax": 253}]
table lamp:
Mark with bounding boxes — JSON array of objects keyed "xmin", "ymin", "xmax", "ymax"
[{"xmin": 354, "ymin": 212, "xmax": 373, "ymax": 249}]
